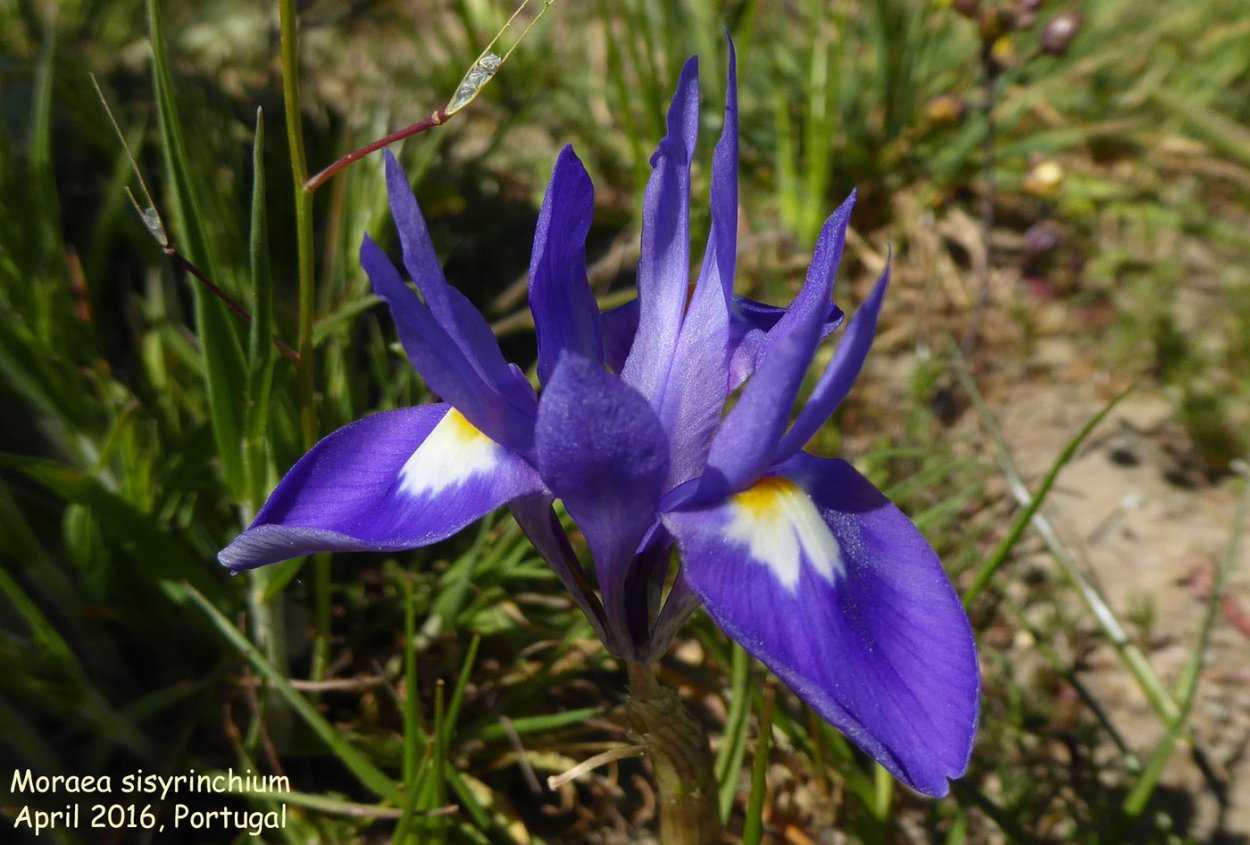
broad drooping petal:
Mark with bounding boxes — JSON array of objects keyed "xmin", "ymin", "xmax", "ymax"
[
  {"xmin": 664, "ymin": 454, "xmax": 978, "ymax": 796},
  {"xmin": 700, "ymin": 193, "xmax": 855, "ymax": 498},
  {"xmin": 529, "ymin": 146, "xmax": 603, "ymax": 385},
  {"xmin": 219, "ymin": 405, "xmax": 545, "ymax": 570},
  {"xmin": 535, "ymin": 354, "xmax": 670, "ymax": 656}
]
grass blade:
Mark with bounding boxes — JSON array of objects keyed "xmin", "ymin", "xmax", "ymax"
[
  {"xmin": 244, "ymin": 107, "xmax": 276, "ymax": 510},
  {"xmin": 1120, "ymin": 466, "xmax": 1248, "ymax": 820},
  {"xmin": 950, "ymin": 348, "xmax": 1182, "ymax": 725},
  {"xmin": 741, "ymin": 684, "xmax": 775, "ymax": 845},
  {"xmin": 715, "ymin": 642, "xmax": 752, "ymax": 822},
  {"xmin": 29, "ymin": 15, "xmax": 60, "ymax": 273},
  {"xmin": 442, "ymin": 633, "xmax": 482, "ymax": 748},
  {"xmin": 0, "ymin": 453, "xmax": 221, "ymax": 603},
  {"xmin": 403, "ymin": 578, "xmax": 426, "ymax": 783},
  {"xmin": 475, "ymin": 708, "xmax": 599, "ymax": 742},
  {"xmin": 963, "ymin": 381, "xmax": 1133, "ymax": 607},
  {"xmin": 147, "ymin": 0, "xmax": 248, "ymax": 498},
  {"xmin": 172, "ymin": 581, "xmax": 400, "ymax": 803}
]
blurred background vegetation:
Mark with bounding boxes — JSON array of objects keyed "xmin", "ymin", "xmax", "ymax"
[{"xmin": 1, "ymin": 0, "xmax": 1248, "ymax": 842}]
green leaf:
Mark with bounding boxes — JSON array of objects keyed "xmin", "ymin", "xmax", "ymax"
[
  {"xmin": 951, "ymin": 344, "xmax": 1183, "ymax": 726},
  {"xmin": 1152, "ymin": 88, "xmax": 1250, "ymax": 167},
  {"xmin": 244, "ymin": 107, "xmax": 276, "ymax": 511},
  {"xmin": 741, "ymin": 685, "xmax": 774, "ymax": 845},
  {"xmin": 962, "ymin": 383, "xmax": 1133, "ymax": 607},
  {"xmin": 147, "ymin": 0, "xmax": 248, "ymax": 498},
  {"xmin": 715, "ymin": 643, "xmax": 752, "ymax": 822},
  {"xmin": 0, "ymin": 453, "xmax": 222, "ymax": 606},
  {"xmin": 29, "ymin": 17, "xmax": 61, "ymax": 275},
  {"xmin": 1120, "ymin": 471, "xmax": 1249, "ymax": 821}
]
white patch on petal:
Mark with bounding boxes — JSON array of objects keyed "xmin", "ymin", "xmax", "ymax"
[
  {"xmin": 725, "ymin": 477, "xmax": 844, "ymax": 591},
  {"xmin": 399, "ymin": 408, "xmax": 501, "ymax": 497}
]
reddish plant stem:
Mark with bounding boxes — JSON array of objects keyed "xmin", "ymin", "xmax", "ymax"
[
  {"xmin": 165, "ymin": 247, "xmax": 299, "ymax": 363},
  {"xmin": 304, "ymin": 110, "xmax": 447, "ymax": 193}
]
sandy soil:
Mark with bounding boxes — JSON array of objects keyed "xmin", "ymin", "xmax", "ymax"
[{"xmin": 993, "ymin": 378, "xmax": 1249, "ymax": 841}]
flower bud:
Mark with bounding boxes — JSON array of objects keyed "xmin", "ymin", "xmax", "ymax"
[
  {"xmin": 989, "ymin": 36, "xmax": 1017, "ymax": 72},
  {"xmin": 1041, "ymin": 10, "xmax": 1081, "ymax": 55},
  {"xmin": 1023, "ymin": 158, "xmax": 1065, "ymax": 197},
  {"xmin": 927, "ymin": 93, "xmax": 968, "ymax": 126},
  {"xmin": 1023, "ymin": 220, "xmax": 1062, "ymax": 256}
]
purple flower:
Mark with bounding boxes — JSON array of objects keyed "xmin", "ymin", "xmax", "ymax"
[{"xmin": 220, "ymin": 40, "xmax": 978, "ymax": 798}]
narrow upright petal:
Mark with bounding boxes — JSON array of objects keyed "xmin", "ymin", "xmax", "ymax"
[
  {"xmin": 535, "ymin": 354, "xmax": 670, "ymax": 655},
  {"xmin": 695, "ymin": 35, "xmax": 739, "ymax": 306},
  {"xmin": 383, "ymin": 152, "xmax": 535, "ymax": 423},
  {"xmin": 653, "ymin": 39, "xmax": 739, "ymax": 488},
  {"xmin": 664, "ymin": 454, "xmax": 978, "ymax": 796},
  {"xmin": 776, "ymin": 259, "xmax": 890, "ymax": 460},
  {"xmin": 361, "ymin": 235, "xmax": 534, "ymax": 453},
  {"xmin": 601, "ymin": 295, "xmax": 844, "ymax": 387},
  {"xmin": 701, "ymin": 194, "xmax": 855, "ymax": 497},
  {"xmin": 620, "ymin": 57, "xmax": 701, "ymax": 407},
  {"xmin": 728, "ymin": 297, "xmax": 844, "ymax": 390},
  {"xmin": 600, "ymin": 298, "xmax": 640, "ymax": 373},
  {"xmin": 529, "ymin": 146, "xmax": 603, "ymax": 385},
  {"xmin": 219, "ymin": 405, "xmax": 545, "ymax": 570}
]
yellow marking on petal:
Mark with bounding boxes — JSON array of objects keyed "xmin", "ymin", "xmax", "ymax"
[
  {"xmin": 399, "ymin": 408, "xmax": 501, "ymax": 497},
  {"xmin": 726, "ymin": 476, "xmax": 844, "ymax": 591},
  {"xmin": 734, "ymin": 476, "xmax": 799, "ymax": 516}
]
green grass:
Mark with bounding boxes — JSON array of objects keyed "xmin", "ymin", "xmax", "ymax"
[{"xmin": 1, "ymin": 0, "xmax": 1248, "ymax": 841}]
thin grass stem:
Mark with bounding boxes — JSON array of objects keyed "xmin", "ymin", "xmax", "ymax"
[
  {"xmin": 741, "ymin": 684, "xmax": 774, "ymax": 845},
  {"xmin": 278, "ymin": 0, "xmax": 331, "ymax": 684},
  {"xmin": 1120, "ymin": 464, "xmax": 1247, "ymax": 820}
]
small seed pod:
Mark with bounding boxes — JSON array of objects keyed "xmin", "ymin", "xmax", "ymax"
[{"xmin": 1041, "ymin": 10, "xmax": 1082, "ymax": 55}]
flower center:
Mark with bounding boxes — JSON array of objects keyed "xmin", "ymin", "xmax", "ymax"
[
  {"xmin": 726, "ymin": 476, "xmax": 844, "ymax": 591},
  {"xmin": 399, "ymin": 408, "xmax": 501, "ymax": 497}
]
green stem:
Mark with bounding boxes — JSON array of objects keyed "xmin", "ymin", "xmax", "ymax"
[
  {"xmin": 623, "ymin": 663, "xmax": 721, "ymax": 844},
  {"xmin": 278, "ymin": 0, "xmax": 314, "ymax": 449},
  {"xmin": 278, "ymin": 0, "xmax": 330, "ymax": 680}
]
